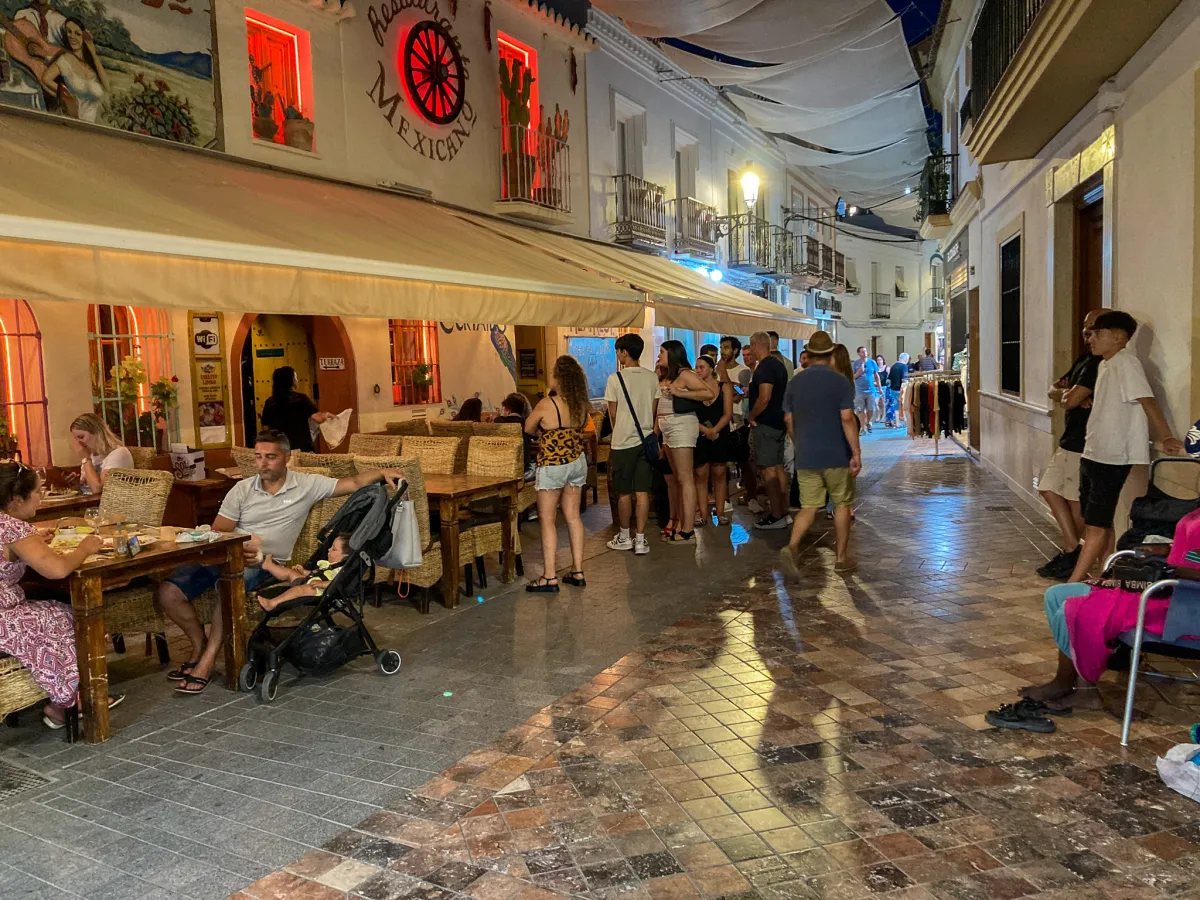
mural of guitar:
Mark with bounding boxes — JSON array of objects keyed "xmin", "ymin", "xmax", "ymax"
[{"xmin": 0, "ymin": 11, "xmax": 78, "ymax": 117}]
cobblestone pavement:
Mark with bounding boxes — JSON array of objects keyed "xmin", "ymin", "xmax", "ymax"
[{"xmin": 5, "ymin": 433, "xmax": 1200, "ymax": 899}]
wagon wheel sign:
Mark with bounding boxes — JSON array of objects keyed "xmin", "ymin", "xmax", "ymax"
[{"xmin": 403, "ymin": 20, "xmax": 466, "ymax": 126}]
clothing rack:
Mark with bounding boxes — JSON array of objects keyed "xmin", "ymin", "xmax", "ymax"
[{"xmin": 905, "ymin": 370, "xmax": 968, "ymax": 459}]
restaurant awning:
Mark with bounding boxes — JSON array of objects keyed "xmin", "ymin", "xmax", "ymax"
[
  {"xmin": 457, "ymin": 214, "xmax": 817, "ymax": 340},
  {"xmin": 0, "ymin": 114, "xmax": 645, "ymax": 328}
]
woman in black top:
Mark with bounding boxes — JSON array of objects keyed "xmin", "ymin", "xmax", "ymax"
[{"xmin": 260, "ymin": 366, "xmax": 331, "ymax": 452}]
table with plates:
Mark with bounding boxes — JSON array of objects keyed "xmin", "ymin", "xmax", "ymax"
[
  {"xmin": 424, "ymin": 473, "xmax": 519, "ymax": 608},
  {"xmin": 33, "ymin": 491, "xmax": 100, "ymax": 523}
]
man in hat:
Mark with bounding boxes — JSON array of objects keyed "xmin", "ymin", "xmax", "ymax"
[{"xmin": 779, "ymin": 331, "xmax": 861, "ymax": 574}]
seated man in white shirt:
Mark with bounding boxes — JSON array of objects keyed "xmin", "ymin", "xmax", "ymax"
[{"xmin": 161, "ymin": 429, "xmax": 403, "ymax": 695}]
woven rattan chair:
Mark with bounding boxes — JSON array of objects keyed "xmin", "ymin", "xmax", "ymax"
[
  {"xmin": 472, "ymin": 422, "xmax": 522, "ymax": 438},
  {"xmin": 0, "ymin": 656, "xmax": 47, "ymax": 726},
  {"xmin": 401, "ymin": 437, "xmax": 460, "ymax": 476},
  {"xmin": 127, "ymin": 446, "xmax": 159, "ymax": 470},
  {"xmin": 430, "ymin": 422, "xmax": 473, "ymax": 472},
  {"xmin": 385, "ymin": 419, "xmax": 430, "ymax": 437},
  {"xmin": 231, "ymin": 446, "xmax": 257, "ymax": 477},
  {"xmin": 291, "ymin": 452, "xmax": 357, "ymax": 479},
  {"xmin": 465, "ymin": 437, "xmax": 524, "ymax": 583},
  {"xmin": 348, "ymin": 434, "xmax": 403, "ymax": 457},
  {"xmin": 98, "ymin": 469, "xmax": 174, "ymax": 526}
]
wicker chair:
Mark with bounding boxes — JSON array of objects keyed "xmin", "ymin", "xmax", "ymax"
[
  {"xmin": 357, "ymin": 455, "xmax": 476, "ymax": 613},
  {"xmin": 385, "ymin": 419, "xmax": 430, "ymax": 436},
  {"xmin": 231, "ymin": 446, "xmax": 258, "ymax": 477},
  {"xmin": 401, "ymin": 437, "xmax": 460, "ymax": 476},
  {"xmin": 127, "ymin": 446, "xmax": 159, "ymax": 470},
  {"xmin": 473, "ymin": 422, "xmax": 522, "ymax": 438},
  {"xmin": 430, "ymin": 422, "xmax": 473, "ymax": 472},
  {"xmin": 348, "ymin": 434, "xmax": 403, "ymax": 457},
  {"xmin": 0, "ymin": 656, "xmax": 47, "ymax": 726},
  {"xmin": 464, "ymin": 437, "xmax": 525, "ymax": 583},
  {"xmin": 291, "ymin": 452, "xmax": 357, "ymax": 479},
  {"xmin": 98, "ymin": 469, "xmax": 175, "ymax": 526}
]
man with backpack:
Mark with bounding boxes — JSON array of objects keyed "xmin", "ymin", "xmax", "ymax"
[{"xmin": 604, "ymin": 334, "xmax": 659, "ymax": 556}]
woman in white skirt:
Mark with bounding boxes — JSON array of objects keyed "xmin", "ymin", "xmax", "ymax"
[{"xmin": 655, "ymin": 341, "xmax": 717, "ymax": 545}]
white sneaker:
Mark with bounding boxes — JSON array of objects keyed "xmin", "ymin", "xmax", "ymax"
[
  {"xmin": 633, "ymin": 536, "xmax": 650, "ymax": 556},
  {"xmin": 723, "ymin": 501, "xmax": 734, "ymax": 513},
  {"xmin": 607, "ymin": 534, "xmax": 634, "ymax": 551},
  {"xmin": 748, "ymin": 499, "xmax": 764, "ymax": 515}
]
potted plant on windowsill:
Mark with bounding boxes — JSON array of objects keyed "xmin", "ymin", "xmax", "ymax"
[
  {"xmin": 249, "ymin": 57, "xmax": 278, "ymax": 142},
  {"xmin": 499, "ymin": 57, "xmax": 536, "ymax": 202},
  {"xmin": 150, "ymin": 375, "xmax": 180, "ymax": 453},
  {"xmin": 535, "ymin": 103, "xmax": 569, "ymax": 209},
  {"xmin": 410, "ymin": 363, "xmax": 434, "ymax": 405},
  {"xmin": 283, "ymin": 105, "xmax": 314, "ymax": 152}
]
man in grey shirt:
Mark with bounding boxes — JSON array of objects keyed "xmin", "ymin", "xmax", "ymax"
[
  {"xmin": 780, "ymin": 331, "xmax": 862, "ymax": 575},
  {"xmin": 160, "ymin": 429, "xmax": 404, "ymax": 695}
]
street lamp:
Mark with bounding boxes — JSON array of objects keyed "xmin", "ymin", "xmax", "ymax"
[{"xmin": 740, "ymin": 167, "xmax": 760, "ymax": 210}]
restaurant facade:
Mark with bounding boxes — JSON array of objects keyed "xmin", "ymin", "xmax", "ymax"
[{"xmin": 0, "ymin": 0, "xmax": 815, "ymax": 466}]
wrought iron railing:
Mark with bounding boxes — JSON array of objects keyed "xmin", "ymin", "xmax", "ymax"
[
  {"xmin": 930, "ymin": 298, "xmax": 946, "ymax": 314},
  {"xmin": 722, "ymin": 214, "xmax": 777, "ymax": 273},
  {"xmin": 669, "ymin": 197, "xmax": 718, "ymax": 259},
  {"xmin": 612, "ymin": 173, "xmax": 667, "ymax": 249},
  {"xmin": 871, "ymin": 293, "xmax": 892, "ymax": 319},
  {"xmin": 772, "ymin": 227, "xmax": 793, "ymax": 275},
  {"xmin": 970, "ymin": 0, "xmax": 1047, "ymax": 124},
  {"xmin": 815, "ymin": 295, "xmax": 842, "ymax": 315},
  {"xmin": 834, "ymin": 252, "xmax": 845, "ymax": 287},
  {"xmin": 820, "ymin": 243, "xmax": 834, "ymax": 281},
  {"xmin": 917, "ymin": 152, "xmax": 956, "ymax": 223},
  {"xmin": 793, "ymin": 235, "xmax": 822, "ymax": 277},
  {"xmin": 498, "ymin": 124, "xmax": 572, "ymax": 213}
]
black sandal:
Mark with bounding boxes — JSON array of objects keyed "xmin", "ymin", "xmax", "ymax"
[
  {"xmin": 984, "ymin": 702, "xmax": 1056, "ymax": 733},
  {"xmin": 525, "ymin": 577, "xmax": 560, "ymax": 593},
  {"xmin": 1012, "ymin": 697, "xmax": 1073, "ymax": 717},
  {"xmin": 166, "ymin": 661, "xmax": 198, "ymax": 682},
  {"xmin": 563, "ymin": 572, "xmax": 586, "ymax": 587},
  {"xmin": 175, "ymin": 675, "xmax": 210, "ymax": 695}
]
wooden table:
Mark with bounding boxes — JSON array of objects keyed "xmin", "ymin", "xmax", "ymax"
[
  {"xmin": 68, "ymin": 532, "xmax": 250, "ymax": 743},
  {"xmin": 164, "ymin": 477, "xmax": 238, "ymax": 528},
  {"xmin": 424, "ymin": 474, "xmax": 519, "ymax": 608},
  {"xmin": 33, "ymin": 493, "xmax": 100, "ymax": 523}
]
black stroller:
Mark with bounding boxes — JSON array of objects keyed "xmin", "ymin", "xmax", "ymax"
[{"xmin": 239, "ymin": 482, "xmax": 406, "ymax": 703}]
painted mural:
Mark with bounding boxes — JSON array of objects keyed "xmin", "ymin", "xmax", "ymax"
[
  {"xmin": 438, "ymin": 323, "xmax": 516, "ymax": 417},
  {"xmin": 0, "ymin": 0, "xmax": 216, "ymax": 145}
]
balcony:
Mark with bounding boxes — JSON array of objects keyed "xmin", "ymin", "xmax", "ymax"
[
  {"xmin": 930, "ymin": 298, "xmax": 946, "ymax": 314},
  {"xmin": 820, "ymin": 243, "xmax": 834, "ymax": 284},
  {"xmin": 612, "ymin": 174, "xmax": 668, "ymax": 252},
  {"xmin": 966, "ymin": 0, "xmax": 1182, "ymax": 164},
  {"xmin": 721, "ymin": 214, "xmax": 778, "ymax": 275},
  {"xmin": 772, "ymin": 227, "xmax": 793, "ymax": 278},
  {"xmin": 791, "ymin": 235, "xmax": 823, "ymax": 287},
  {"xmin": 959, "ymin": 88, "xmax": 974, "ymax": 139},
  {"xmin": 815, "ymin": 294, "xmax": 842, "ymax": 317},
  {"xmin": 917, "ymin": 152, "xmax": 955, "ymax": 240},
  {"xmin": 497, "ymin": 124, "xmax": 572, "ymax": 222},
  {"xmin": 870, "ymin": 293, "xmax": 892, "ymax": 319},
  {"xmin": 834, "ymin": 252, "xmax": 846, "ymax": 294},
  {"xmin": 669, "ymin": 197, "xmax": 718, "ymax": 261}
]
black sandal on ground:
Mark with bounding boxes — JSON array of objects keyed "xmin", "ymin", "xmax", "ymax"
[
  {"xmin": 563, "ymin": 572, "xmax": 586, "ymax": 587},
  {"xmin": 175, "ymin": 675, "xmax": 210, "ymax": 695},
  {"xmin": 1012, "ymin": 697, "xmax": 1072, "ymax": 717},
  {"xmin": 667, "ymin": 531, "xmax": 695, "ymax": 544},
  {"xmin": 984, "ymin": 702, "xmax": 1056, "ymax": 733},
  {"xmin": 525, "ymin": 576, "xmax": 560, "ymax": 593},
  {"xmin": 166, "ymin": 661, "xmax": 198, "ymax": 682}
]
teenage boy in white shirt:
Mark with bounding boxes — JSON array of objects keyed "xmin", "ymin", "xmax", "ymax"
[
  {"xmin": 1067, "ymin": 310, "xmax": 1184, "ymax": 584},
  {"xmin": 603, "ymin": 334, "xmax": 659, "ymax": 555}
]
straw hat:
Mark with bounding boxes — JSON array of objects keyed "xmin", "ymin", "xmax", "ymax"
[{"xmin": 805, "ymin": 331, "xmax": 835, "ymax": 355}]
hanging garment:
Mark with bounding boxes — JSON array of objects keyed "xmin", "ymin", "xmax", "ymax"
[
  {"xmin": 952, "ymin": 382, "xmax": 967, "ymax": 433},
  {"xmin": 937, "ymin": 381, "xmax": 952, "ymax": 437}
]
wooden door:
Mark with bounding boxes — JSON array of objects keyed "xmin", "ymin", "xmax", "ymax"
[
  {"xmin": 1074, "ymin": 193, "xmax": 1104, "ymax": 356},
  {"xmin": 249, "ymin": 315, "xmax": 316, "ymax": 425},
  {"xmin": 515, "ymin": 325, "xmax": 547, "ymax": 401},
  {"xmin": 968, "ymin": 288, "xmax": 981, "ymax": 451}
]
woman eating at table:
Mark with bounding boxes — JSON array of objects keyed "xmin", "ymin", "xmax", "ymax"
[
  {"xmin": 0, "ymin": 461, "xmax": 122, "ymax": 729},
  {"xmin": 71, "ymin": 413, "xmax": 133, "ymax": 496}
]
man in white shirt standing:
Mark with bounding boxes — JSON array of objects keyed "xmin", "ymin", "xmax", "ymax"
[
  {"xmin": 1067, "ymin": 310, "xmax": 1183, "ymax": 584},
  {"xmin": 604, "ymin": 334, "xmax": 659, "ymax": 555}
]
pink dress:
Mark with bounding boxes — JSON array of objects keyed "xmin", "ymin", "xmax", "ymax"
[{"xmin": 0, "ymin": 513, "xmax": 79, "ymax": 706}]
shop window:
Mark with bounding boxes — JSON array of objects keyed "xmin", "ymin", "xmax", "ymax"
[
  {"xmin": 390, "ymin": 320, "xmax": 442, "ymax": 406},
  {"xmin": 0, "ymin": 300, "xmax": 50, "ymax": 466},
  {"xmin": 87, "ymin": 306, "xmax": 176, "ymax": 449},
  {"xmin": 999, "ymin": 235, "xmax": 1022, "ymax": 395},
  {"xmin": 246, "ymin": 12, "xmax": 313, "ymax": 148}
]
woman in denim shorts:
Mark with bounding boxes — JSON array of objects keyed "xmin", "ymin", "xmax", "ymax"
[{"xmin": 524, "ymin": 356, "xmax": 592, "ymax": 592}]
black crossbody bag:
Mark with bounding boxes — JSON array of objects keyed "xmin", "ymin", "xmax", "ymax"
[{"xmin": 617, "ymin": 370, "xmax": 662, "ymax": 463}]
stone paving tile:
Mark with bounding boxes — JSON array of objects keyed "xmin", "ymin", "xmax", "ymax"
[{"xmin": 235, "ymin": 438, "xmax": 1200, "ymax": 900}]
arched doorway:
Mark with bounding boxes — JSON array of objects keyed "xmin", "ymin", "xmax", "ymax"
[{"xmin": 230, "ymin": 315, "xmax": 358, "ymax": 449}]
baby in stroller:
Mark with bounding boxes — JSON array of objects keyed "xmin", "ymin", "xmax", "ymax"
[{"xmin": 256, "ymin": 534, "xmax": 352, "ymax": 612}]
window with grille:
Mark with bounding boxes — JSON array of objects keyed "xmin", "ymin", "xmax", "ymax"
[
  {"xmin": 1000, "ymin": 235, "xmax": 1022, "ymax": 395},
  {"xmin": 0, "ymin": 299, "xmax": 50, "ymax": 465},
  {"xmin": 246, "ymin": 12, "xmax": 311, "ymax": 146},
  {"xmin": 87, "ymin": 305, "xmax": 176, "ymax": 449},
  {"xmin": 390, "ymin": 320, "xmax": 442, "ymax": 405}
]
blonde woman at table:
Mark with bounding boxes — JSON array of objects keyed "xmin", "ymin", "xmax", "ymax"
[
  {"xmin": 0, "ymin": 462, "xmax": 124, "ymax": 729},
  {"xmin": 71, "ymin": 413, "xmax": 134, "ymax": 496}
]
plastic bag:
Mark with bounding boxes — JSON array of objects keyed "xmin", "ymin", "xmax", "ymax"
[
  {"xmin": 319, "ymin": 409, "xmax": 353, "ymax": 450},
  {"xmin": 1157, "ymin": 742, "xmax": 1200, "ymax": 802}
]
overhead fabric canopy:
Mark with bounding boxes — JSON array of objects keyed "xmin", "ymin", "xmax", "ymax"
[
  {"xmin": 0, "ymin": 114, "xmax": 646, "ymax": 328},
  {"xmin": 590, "ymin": 0, "xmax": 767, "ymax": 38},
  {"xmin": 748, "ymin": 87, "xmax": 926, "ymax": 154},
  {"xmin": 458, "ymin": 214, "xmax": 816, "ymax": 341}
]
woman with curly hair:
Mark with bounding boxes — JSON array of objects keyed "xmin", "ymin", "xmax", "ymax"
[{"xmin": 524, "ymin": 355, "xmax": 592, "ymax": 592}]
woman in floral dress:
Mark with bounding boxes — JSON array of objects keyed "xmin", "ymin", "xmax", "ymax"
[{"xmin": 0, "ymin": 463, "xmax": 102, "ymax": 728}]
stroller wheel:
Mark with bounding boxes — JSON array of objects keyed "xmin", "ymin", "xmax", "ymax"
[
  {"xmin": 377, "ymin": 650, "xmax": 402, "ymax": 676},
  {"xmin": 259, "ymin": 669, "xmax": 279, "ymax": 703},
  {"xmin": 238, "ymin": 662, "xmax": 259, "ymax": 693}
]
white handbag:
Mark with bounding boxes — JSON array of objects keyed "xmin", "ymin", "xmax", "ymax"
[{"xmin": 379, "ymin": 498, "xmax": 423, "ymax": 569}]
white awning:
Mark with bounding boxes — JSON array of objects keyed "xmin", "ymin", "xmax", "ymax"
[{"xmin": 0, "ymin": 114, "xmax": 646, "ymax": 328}]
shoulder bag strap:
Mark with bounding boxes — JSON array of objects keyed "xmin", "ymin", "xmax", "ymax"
[{"xmin": 616, "ymin": 370, "xmax": 648, "ymax": 445}]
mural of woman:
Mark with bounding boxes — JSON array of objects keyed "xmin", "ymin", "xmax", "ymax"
[{"xmin": 40, "ymin": 17, "xmax": 108, "ymax": 122}]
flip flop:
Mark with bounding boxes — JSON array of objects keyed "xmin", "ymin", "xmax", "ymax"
[
  {"xmin": 985, "ymin": 703, "xmax": 1056, "ymax": 733},
  {"xmin": 166, "ymin": 661, "xmax": 199, "ymax": 682},
  {"xmin": 175, "ymin": 675, "xmax": 210, "ymax": 695}
]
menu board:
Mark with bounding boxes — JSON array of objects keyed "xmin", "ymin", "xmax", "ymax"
[{"xmin": 188, "ymin": 312, "xmax": 231, "ymax": 448}]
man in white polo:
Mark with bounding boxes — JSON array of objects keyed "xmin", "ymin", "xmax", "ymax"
[{"xmin": 160, "ymin": 429, "xmax": 403, "ymax": 695}]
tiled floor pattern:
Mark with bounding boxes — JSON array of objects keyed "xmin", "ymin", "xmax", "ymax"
[
  {"xmin": 236, "ymin": 442, "xmax": 1200, "ymax": 900},
  {"xmin": 0, "ymin": 434, "xmax": 917, "ymax": 899}
]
